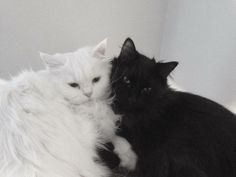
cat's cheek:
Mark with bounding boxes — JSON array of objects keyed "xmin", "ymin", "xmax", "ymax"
[
  {"xmin": 99, "ymin": 82, "xmax": 110, "ymax": 98},
  {"xmin": 92, "ymin": 78, "xmax": 109, "ymax": 98},
  {"xmin": 57, "ymin": 85, "xmax": 85, "ymax": 104},
  {"xmin": 93, "ymin": 90, "xmax": 104, "ymax": 100},
  {"xmin": 92, "ymin": 87, "xmax": 103, "ymax": 99}
]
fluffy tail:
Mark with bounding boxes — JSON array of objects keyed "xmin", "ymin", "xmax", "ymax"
[{"xmin": 0, "ymin": 83, "xmax": 38, "ymax": 177}]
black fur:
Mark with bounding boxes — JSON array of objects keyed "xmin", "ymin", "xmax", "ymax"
[{"xmin": 102, "ymin": 38, "xmax": 236, "ymax": 177}]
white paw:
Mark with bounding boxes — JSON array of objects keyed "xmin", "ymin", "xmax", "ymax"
[
  {"xmin": 112, "ymin": 136, "xmax": 137, "ymax": 171},
  {"xmin": 119, "ymin": 147, "xmax": 137, "ymax": 170}
]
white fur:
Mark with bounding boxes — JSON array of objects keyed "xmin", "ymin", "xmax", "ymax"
[
  {"xmin": 113, "ymin": 136, "xmax": 137, "ymax": 170},
  {"xmin": 0, "ymin": 40, "xmax": 126, "ymax": 177},
  {"xmin": 168, "ymin": 79, "xmax": 183, "ymax": 91},
  {"xmin": 0, "ymin": 79, "xmax": 6, "ymax": 85}
]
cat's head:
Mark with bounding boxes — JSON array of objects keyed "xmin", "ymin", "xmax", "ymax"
[
  {"xmin": 40, "ymin": 39, "xmax": 111, "ymax": 105},
  {"xmin": 111, "ymin": 38, "xmax": 178, "ymax": 112}
]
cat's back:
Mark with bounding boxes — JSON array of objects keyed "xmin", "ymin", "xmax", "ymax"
[
  {"xmin": 162, "ymin": 91, "xmax": 236, "ymax": 141},
  {"xmin": 156, "ymin": 91, "xmax": 236, "ymax": 176},
  {"xmin": 170, "ymin": 91, "xmax": 236, "ymax": 123}
]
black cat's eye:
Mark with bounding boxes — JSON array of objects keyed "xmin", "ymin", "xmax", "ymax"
[
  {"xmin": 69, "ymin": 83, "xmax": 80, "ymax": 88},
  {"xmin": 92, "ymin": 76, "xmax": 101, "ymax": 83},
  {"xmin": 123, "ymin": 76, "xmax": 130, "ymax": 84},
  {"xmin": 142, "ymin": 87, "xmax": 152, "ymax": 93}
]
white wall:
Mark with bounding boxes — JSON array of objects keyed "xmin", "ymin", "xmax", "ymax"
[
  {"xmin": 0, "ymin": 0, "xmax": 235, "ymax": 109},
  {"xmin": 0, "ymin": 0, "xmax": 166, "ymax": 77},
  {"xmin": 161, "ymin": 0, "xmax": 236, "ymax": 107}
]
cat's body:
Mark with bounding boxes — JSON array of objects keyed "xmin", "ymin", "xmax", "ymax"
[
  {"xmin": 0, "ymin": 71, "xmax": 115, "ymax": 177},
  {"xmin": 109, "ymin": 38, "xmax": 236, "ymax": 177},
  {"xmin": 0, "ymin": 40, "xmax": 126, "ymax": 177},
  {"xmin": 116, "ymin": 91, "xmax": 236, "ymax": 177}
]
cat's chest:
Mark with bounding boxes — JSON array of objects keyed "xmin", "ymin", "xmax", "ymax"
[{"xmin": 18, "ymin": 93, "xmax": 96, "ymax": 139}]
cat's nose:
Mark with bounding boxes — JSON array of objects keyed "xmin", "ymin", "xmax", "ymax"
[
  {"xmin": 82, "ymin": 87, "xmax": 93, "ymax": 98},
  {"xmin": 83, "ymin": 91, "xmax": 92, "ymax": 98}
]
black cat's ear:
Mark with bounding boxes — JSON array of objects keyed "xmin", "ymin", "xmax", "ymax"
[
  {"xmin": 119, "ymin": 38, "xmax": 137, "ymax": 60},
  {"xmin": 155, "ymin": 61, "xmax": 178, "ymax": 78}
]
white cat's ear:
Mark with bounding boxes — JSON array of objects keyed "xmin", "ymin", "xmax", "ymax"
[
  {"xmin": 92, "ymin": 38, "xmax": 107, "ymax": 58},
  {"xmin": 39, "ymin": 52, "xmax": 66, "ymax": 69}
]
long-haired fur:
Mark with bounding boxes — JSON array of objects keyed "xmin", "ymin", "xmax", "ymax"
[
  {"xmin": 107, "ymin": 38, "xmax": 236, "ymax": 177},
  {"xmin": 0, "ymin": 39, "xmax": 120, "ymax": 177}
]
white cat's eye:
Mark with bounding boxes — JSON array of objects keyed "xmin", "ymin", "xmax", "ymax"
[
  {"xmin": 123, "ymin": 76, "xmax": 130, "ymax": 84},
  {"xmin": 69, "ymin": 83, "xmax": 80, "ymax": 88},
  {"xmin": 92, "ymin": 76, "xmax": 100, "ymax": 83}
]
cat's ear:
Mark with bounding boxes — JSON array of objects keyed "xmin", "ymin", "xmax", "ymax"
[
  {"xmin": 92, "ymin": 38, "xmax": 107, "ymax": 58},
  {"xmin": 39, "ymin": 52, "xmax": 66, "ymax": 69},
  {"xmin": 119, "ymin": 38, "xmax": 137, "ymax": 61},
  {"xmin": 155, "ymin": 62, "xmax": 178, "ymax": 78}
]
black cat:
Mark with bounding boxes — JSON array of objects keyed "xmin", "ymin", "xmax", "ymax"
[{"xmin": 106, "ymin": 38, "xmax": 236, "ymax": 177}]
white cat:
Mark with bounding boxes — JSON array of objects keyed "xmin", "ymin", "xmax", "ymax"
[
  {"xmin": 0, "ymin": 39, "xmax": 136, "ymax": 177},
  {"xmin": 0, "ymin": 79, "xmax": 6, "ymax": 85}
]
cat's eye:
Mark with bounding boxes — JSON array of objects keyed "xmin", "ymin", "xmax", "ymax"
[
  {"xmin": 69, "ymin": 83, "xmax": 80, "ymax": 88},
  {"xmin": 142, "ymin": 87, "xmax": 152, "ymax": 93},
  {"xmin": 92, "ymin": 76, "xmax": 100, "ymax": 83},
  {"xmin": 123, "ymin": 76, "xmax": 130, "ymax": 84}
]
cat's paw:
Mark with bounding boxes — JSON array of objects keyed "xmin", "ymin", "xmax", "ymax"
[
  {"xmin": 113, "ymin": 136, "xmax": 137, "ymax": 171},
  {"xmin": 118, "ymin": 146, "xmax": 137, "ymax": 170}
]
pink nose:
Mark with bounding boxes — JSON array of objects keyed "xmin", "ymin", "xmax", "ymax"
[{"xmin": 84, "ymin": 91, "xmax": 92, "ymax": 98}]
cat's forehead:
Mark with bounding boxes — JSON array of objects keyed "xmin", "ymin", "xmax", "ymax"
[
  {"xmin": 60, "ymin": 48, "xmax": 106, "ymax": 80},
  {"xmin": 68, "ymin": 47, "xmax": 97, "ymax": 67},
  {"xmin": 119, "ymin": 53, "xmax": 155, "ymax": 68},
  {"xmin": 121, "ymin": 59, "xmax": 155, "ymax": 78}
]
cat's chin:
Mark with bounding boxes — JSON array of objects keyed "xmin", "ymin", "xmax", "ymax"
[
  {"xmin": 65, "ymin": 95, "xmax": 108, "ymax": 106},
  {"xmin": 64, "ymin": 96, "xmax": 91, "ymax": 106}
]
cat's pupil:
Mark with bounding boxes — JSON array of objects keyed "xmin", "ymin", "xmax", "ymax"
[
  {"xmin": 92, "ymin": 76, "xmax": 100, "ymax": 83},
  {"xmin": 123, "ymin": 76, "xmax": 130, "ymax": 84},
  {"xmin": 69, "ymin": 83, "xmax": 79, "ymax": 88}
]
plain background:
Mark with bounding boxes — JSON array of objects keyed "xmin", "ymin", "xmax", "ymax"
[{"xmin": 0, "ymin": 0, "xmax": 235, "ymax": 111}]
